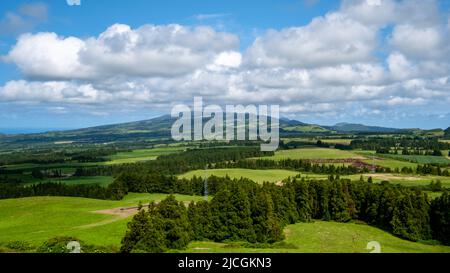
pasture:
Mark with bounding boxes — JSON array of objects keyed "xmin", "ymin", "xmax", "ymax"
[
  {"xmin": 103, "ymin": 147, "xmax": 185, "ymax": 165},
  {"xmin": 259, "ymin": 148, "xmax": 364, "ymax": 160},
  {"xmin": 0, "ymin": 193, "xmax": 205, "ymax": 247},
  {"xmin": 39, "ymin": 176, "xmax": 115, "ymax": 187},
  {"xmin": 182, "ymin": 221, "xmax": 450, "ymax": 253},
  {"xmin": 179, "ymin": 169, "xmax": 299, "ymax": 184},
  {"xmin": 343, "ymin": 174, "xmax": 450, "ymax": 188}
]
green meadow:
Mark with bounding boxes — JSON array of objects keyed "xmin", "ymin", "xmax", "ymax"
[
  {"xmin": 103, "ymin": 147, "xmax": 185, "ymax": 165},
  {"xmin": 37, "ymin": 176, "xmax": 115, "ymax": 187},
  {"xmin": 179, "ymin": 169, "xmax": 299, "ymax": 184},
  {"xmin": 342, "ymin": 174, "xmax": 450, "ymax": 188},
  {"xmin": 259, "ymin": 148, "xmax": 364, "ymax": 160},
  {"xmin": 181, "ymin": 221, "xmax": 450, "ymax": 253},
  {"xmin": 2, "ymin": 193, "xmax": 449, "ymax": 253},
  {"xmin": 0, "ymin": 193, "xmax": 205, "ymax": 247}
]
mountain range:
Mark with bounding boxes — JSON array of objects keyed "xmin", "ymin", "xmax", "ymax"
[{"xmin": 0, "ymin": 115, "xmax": 447, "ymax": 146}]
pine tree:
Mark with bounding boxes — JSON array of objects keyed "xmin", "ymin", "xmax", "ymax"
[
  {"xmin": 121, "ymin": 209, "xmax": 150, "ymax": 253},
  {"xmin": 430, "ymin": 192, "xmax": 450, "ymax": 245},
  {"xmin": 294, "ymin": 180, "xmax": 312, "ymax": 222},
  {"xmin": 251, "ymin": 190, "xmax": 283, "ymax": 243}
]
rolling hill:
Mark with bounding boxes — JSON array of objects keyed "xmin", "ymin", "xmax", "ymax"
[{"xmin": 0, "ymin": 115, "xmax": 443, "ymax": 147}]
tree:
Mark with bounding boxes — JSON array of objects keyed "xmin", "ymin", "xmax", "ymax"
[
  {"xmin": 31, "ymin": 169, "xmax": 44, "ymax": 180},
  {"xmin": 430, "ymin": 192, "xmax": 450, "ymax": 245},
  {"xmin": 188, "ymin": 201, "xmax": 212, "ymax": 240},
  {"xmin": 328, "ymin": 181, "xmax": 351, "ymax": 222},
  {"xmin": 251, "ymin": 190, "xmax": 283, "ymax": 243},
  {"xmin": 391, "ymin": 193, "xmax": 431, "ymax": 241},
  {"xmin": 121, "ymin": 208, "xmax": 151, "ymax": 253},
  {"xmin": 444, "ymin": 127, "xmax": 450, "ymax": 138},
  {"xmin": 156, "ymin": 195, "xmax": 192, "ymax": 249},
  {"xmin": 294, "ymin": 180, "xmax": 312, "ymax": 222}
]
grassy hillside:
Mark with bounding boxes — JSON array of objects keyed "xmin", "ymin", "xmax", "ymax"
[
  {"xmin": 0, "ymin": 193, "xmax": 205, "ymax": 247},
  {"xmin": 2, "ymin": 193, "xmax": 449, "ymax": 253},
  {"xmin": 181, "ymin": 221, "xmax": 450, "ymax": 253}
]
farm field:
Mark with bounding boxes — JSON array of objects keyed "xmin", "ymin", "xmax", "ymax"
[
  {"xmin": 0, "ymin": 147, "xmax": 186, "ymax": 171},
  {"xmin": 34, "ymin": 176, "xmax": 115, "ymax": 187},
  {"xmin": 282, "ymin": 138, "xmax": 353, "ymax": 145},
  {"xmin": 179, "ymin": 169, "xmax": 299, "ymax": 184},
  {"xmin": 103, "ymin": 147, "xmax": 185, "ymax": 165},
  {"xmin": 0, "ymin": 193, "xmax": 205, "ymax": 248},
  {"xmin": 181, "ymin": 221, "xmax": 450, "ymax": 253},
  {"xmin": 342, "ymin": 174, "xmax": 450, "ymax": 188},
  {"xmin": 259, "ymin": 148, "xmax": 364, "ymax": 160},
  {"xmin": 376, "ymin": 153, "xmax": 450, "ymax": 165}
]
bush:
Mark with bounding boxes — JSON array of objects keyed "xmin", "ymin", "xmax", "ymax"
[{"xmin": 37, "ymin": 237, "xmax": 81, "ymax": 253}]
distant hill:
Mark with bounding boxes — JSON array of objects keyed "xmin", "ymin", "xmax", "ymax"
[
  {"xmin": 0, "ymin": 115, "xmax": 442, "ymax": 147},
  {"xmin": 326, "ymin": 123, "xmax": 403, "ymax": 133},
  {"xmin": 445, "ymin": 127, "xmax": 450, "ymax": 138},
  {"xmin": 0, "ymin": 115, "xmax": 329, "ymax": 145}
]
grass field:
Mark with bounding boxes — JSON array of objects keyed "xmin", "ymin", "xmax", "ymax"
[
  {"xmin": 0, "ymin": 193, "xmax": 205, "ymax": 247},
  {"xmin": 181, "ymin": 221, "xmax": 450, "ymax": 253},
  {"xmin": 39, "ymin": 176, "xmax": 115, "ymax": 187},
  {"xmin": 104, "ymin": 147, "xmax": 185, "ymax": 165},
  {"xmin": 282, "ymin": 138, "xmax": 353, "ymax": 145},
  {"xmin": 342, "ymin": 174, "xmax": 450, "ymax": 188},
  {"xmin": 259, "ymin": 148, "xmax": 364, "ymax": 161},
  {"xmin": 179, "ymin": 169, "xmax": 299, "ymax": 184},
  {"xmin": 376, "ymin": 153, "xmax": 450, "ymax": 165}
]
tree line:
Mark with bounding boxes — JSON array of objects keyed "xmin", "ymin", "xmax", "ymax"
[{"xmin": 120, "ymin": 176, "xmax": 450, "ymax": 252}]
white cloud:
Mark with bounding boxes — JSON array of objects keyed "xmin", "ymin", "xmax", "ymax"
[
  {"xmin": 389, "ymin": 24, "xmax": 447, "ymax": 59},
  {"xmin": 1, "ymin": 1, "xmax": 450, "ymax": 126},
  {"xmin": 387, "ymin": 96, "xmax": 426, "ymax": 106},
  {"xmin": 387, "ymin": 52, "xmax": 415, "ymax": 80},
  {"xmin": 5, "ymin": 24, "xmax": 240, "ymax": 80},
  {"xmin": 244, "ymin": 12, "xmax": 377, "ymax": 68},
  {"xmin": 6, "ymin": 33, "xmax": 89, "ymax": 80}
]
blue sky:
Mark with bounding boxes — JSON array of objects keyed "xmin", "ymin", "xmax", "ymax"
[{"xmin": 0, "ymin": 0, "xmax": 450, "ymax": 132}]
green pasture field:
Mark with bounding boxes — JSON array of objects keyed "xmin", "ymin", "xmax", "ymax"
[
  {"xmin": 342, "ymin": 174, "xmax": 450, "ymax": 188},
  {"xmin": 103, "ymin": 147, "xmax": 185, "ymax": 165},
  {"xmin": 180, "ymin": 221, "xmax": 450, "ymax": 253},
  {"xmin": 282, "ymin": 138, "xmax": 353, "ymax": 145},
  {"xmin": 259, "ymin": 148, "xmax": 364, "ymax": 161},
  {"xmin": 179, "ymin": 169, "xmax": 299, "ymax": 184},
  {"xmin": 35, "ymin": 176, "xmax": 115, "ymax": 187},
  {"xmin": 375, "ymin": 153, "xmax": 450, "ymax": 165},
  {"xmin": 0, "ymin": 193, "xmax": 205, "ymax": 248}
]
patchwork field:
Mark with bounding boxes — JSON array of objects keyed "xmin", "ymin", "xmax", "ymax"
[
  {"xmin": 179, "ymin": 169, "xmax": 299, "ymax": 184},
  {"xmin": 0, "ymin": 193, "xmax": 205, "ymax": 247},
  {"xmin": 259, "ymin": 148, "xmax": 364, "ymax": 160},
  {"xmin": 181, "ymin": 221, "xmax": 450, "ymax": 253}
]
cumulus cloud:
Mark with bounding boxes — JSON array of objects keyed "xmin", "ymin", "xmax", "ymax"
[
  {"xmin": 389, "ymin": 24, "xmax": 448, "ymax": 60},
  {"xmin": 244, "ymin": 12, "xmax": 377, "ymax": 68},
  {"xmin": 1, "ymin": 0, "xmax": 449, "ymax": 127},
  {"xmin": 5, "ymin": 24, "xmax": 240, "ymax": 80}
]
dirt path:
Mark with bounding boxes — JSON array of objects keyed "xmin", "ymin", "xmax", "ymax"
[
  {"xmin": 78, "ymin": 201, "xmax": 194, "ymax": 229},
  {"xmin": 77, "ymin": 205, "xmax": 146, "ymax": 229}
]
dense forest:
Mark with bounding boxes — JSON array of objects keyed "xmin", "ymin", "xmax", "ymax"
[{"xmin": 120, "ymin": 175, "xmax": 450, "ymax": 252}]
